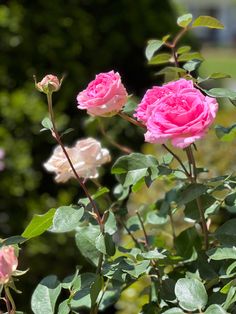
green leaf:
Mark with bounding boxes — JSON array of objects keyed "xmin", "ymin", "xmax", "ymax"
[
  {"xmin": 183, "ymin": 59, "xmax": 202, "ymax": 72},
  {"xmin": 90, "ymin": 275, "xmax": 103, "ymax": 306},
  {"xmin": 145, "ymin": 39, "xmax": 163, "ymax": 61},
  {"xmin": 175, "ymin": 278, "xmax": 207, "ymax": 311},
  {"xmin": 146, "ymin": 211, "xmax": 168, "ymax": 225},
  {"xmin": 22, "ymin": 208, "xmax": 56, "ymax": 239},
  {"xmin": 156, "ymin": 66, "xmax": 186, "ymax": 76},
  {"xmin": 215, "ymin": 124, "xmax": 236, "ymax": 142},
  {"xmin": 123, "ymin": 260, "xmax": 150, "ymax": 278},
  {"xmin": 104, "ymin": 210, "xmax": 117, "ymax": 235},
  {"xmin": 138, "ymin": 249, "xmax": 166, "ymax": 260},
  {"xmin": 205, "ymin": 304, "xmax": 228, "ymax": 314},
  {"xmin": 75, "ymin": 225, "xmax": 100, "ymax": 265},
  {"xmin": 177, "ymin": 46, "xmax": 191, "ymax": 54},
  {"xmin": 148, "ymin": 53, "xmax": 171, "ymax": 65},
  {"xmin": 79, "ymin": 187, "xmax": 110, "ymax": 206},
  {"xmin": 177, "ymin": 13, "xmax": 193, "ymax": 28},
  {"xmin": 222, "ymin": 286, "xmax": 236, "ymax": 310},
  {"xmin": 204, "ymin": 88, "xmax": 236, "ymax": 101},
  {"xmin": 61, "ymin": 128, "xmax": 74, "ymax": 138},
  {"xmin": 61, "ymin": 268, "xmax": 80, "ymax": 290},
  {"xmin": 208, "ymin": 247, "xmax": 236, "ymax": 260},
  {"xmin": 0, "ymin": 235, "xmax": 27, "ymax": 247},
  {"xmin": 198, "ymin": 73, "xmax": 231, "ymax": 83},
  {"xmin": 70, "ymin": 273, "xmax": 96, "ymax": 309},
  {"xmin": 174, "ymin": 227, "xmax": 201, "ymax": 259},
  {"xmin": 177, "ymin": 183, "xmax": 208, "ymax": 206},
  {"xmin": 58, "ymin": 300, "xmax": 70, "ymax": 314},
  {"xmin": 178, "ymin": 52, "xmax": 204, "ymax": 62},
  {"xmin": 50, "ymin": 206, "xmax": 84, "ymax": 233},
  {"xmin": 31, "ymin": 275, "xmax": 61, "ymax": 314},
  {"xmin": 95, "ymin": 233, "xmax": 115, "ymax": 256},
  {"xmin": 122, "ymin": 99, "xmax": 138, "ymax": 114},
  {"xmin": 215, "ymin": 218, "xmax": 236, "ymax": 245},
  {"xmin": 112, "ymin": 153, "xmax": 159, "ymax": 188},
  {"xmin": 41, "ymin": 117, "xmax": 53, "ymax": 130},
  {"xmin": 192, "ymin": 16, "xmax": 224, "ymax": 29},
  {"xmin": 162, "ymin": 308, "xmax": 185, "ymax": 314}
]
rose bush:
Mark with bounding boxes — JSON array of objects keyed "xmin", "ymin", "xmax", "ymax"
[
  {"xmin": 76, "ymin": 70, "xmax": 128, "ymax": 117},
  {"xmin": 135, "ymin": 78, "xmax": 218, "ymax": 148},
  {"xmin": 3, "ymin": 12, "xmax": 236, "ymax": 314}
]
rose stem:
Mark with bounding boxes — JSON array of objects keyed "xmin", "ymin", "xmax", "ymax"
[
  {"xmin": 98, "ymin": 118, "xmax": 133, "ymax": 154},
  {"xmin": 118, "ymin": 112, "xmax": 191, "ymax": 178},
  {"xmin": 135, "ymin": 210, "xmax": 162, "ymax": 308},
  {"xmin": 185, "ymin": 146, "xmax": 209, "ymax": 250},
  {"xmin": 119, "ymin": 218, "xmax": 142, "ymax": 249},
  {"xmin": 135, "ymin": 210, "xmax": 149, "ymax": 248},
  {"xmin": 169, "ymin": 207, "xmax": 176, "ymax": 242},
  {"xmin": 4, "ymin": 286, "xmax": 15, "ymax": 314},
  {"xmin": 47, "ymin": 93, "xmax": 103, "ymax": 228},
  {"xmin": 46, "ymin": 93, "xmax": 104, "ymax": 283}
]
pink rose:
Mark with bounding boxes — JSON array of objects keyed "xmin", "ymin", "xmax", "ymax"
[
  {"xmin": 44, "ymin": 138, "xmax": 111, "ymax": 183},
  {"xmin": 77, "ymin": 71, "xmax": 128, "ymax": 117},
  {"xmin": 35, "ymin": 74, "xmax": 61, "ymax": 94},
  {"xmin": 0, "ymin": 246, "xmax": 18, "ymax": 284},
  {"xmin": 135, "ymin": 79, "xmax": 218, "ymax": 148}
]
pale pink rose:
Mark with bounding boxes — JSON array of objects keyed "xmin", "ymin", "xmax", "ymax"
[
  {"xmin": 35, "ymin": 74, "xmax": 61, "ymax": 94},
  {"xmin": 0, "ymin": 246, "xmax": 18, "ymax": 284},
  {"xmin": 77, "ymin": 71, "xmax": 128, "ymax": 117},
  {"xmin": 44, "ymin": 138, "xmax": 111, "ymax": 183},
  {"xmin": 135, "ymin": 79, "xmax": 218, "ymax": 149}
]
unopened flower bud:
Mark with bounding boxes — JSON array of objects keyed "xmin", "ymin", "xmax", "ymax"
[
  {"xmin": 34, "ymin": 74, "xmax": 62, "ymax": 94},
  {"xmin": 0, "ymin": 246, "xmax": 18, "ymax": 285}
]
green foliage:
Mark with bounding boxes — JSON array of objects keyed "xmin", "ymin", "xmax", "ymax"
[
  {"xmin": 50, "ymin": 206, "xmax": 84, "ymax": 233},
  {"xmin": 177, "ymin": 13, "xmax": 193, "ymax": 28},
  {"xmin": 22, "ymin": 208, "xmax": 56, "ymax": 239},
  {"xmin": 192, "ymin": 16, "xmax": 224, "ymax": 29},
  {"xmin": 31, "ymin": 275, "xmax": 61, "ymax": 314},
  {"xmin": 175, "ymin": 278, "xmax": 208, "ymax": 311}
]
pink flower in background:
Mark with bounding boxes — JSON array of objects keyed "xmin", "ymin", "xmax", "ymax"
[
  {"xmin": 77, "ymin": 71, "xmax": 128, "ymax": 117},
  {"xmin": 35, "ymin": 74, "xmax": 61, "ymax": 94},
  {"xmin": 0, "ymin": 246, "xmax": 18, "ymax": 284},
  {"xmin": 0, "ymin": 149, "xmax": 5, "ymax": 171},
  {"xmin": 135, "ymin": 79, "xmax": 218, "ymax": 149},
  {"xmin": 44, "ymin": 138, "xmax": 111, "ymax": 183}
]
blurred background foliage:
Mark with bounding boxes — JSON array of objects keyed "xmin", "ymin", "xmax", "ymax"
[{"xmin": 1, "ymin": 0, "xmax": 236, "ymax": 313}]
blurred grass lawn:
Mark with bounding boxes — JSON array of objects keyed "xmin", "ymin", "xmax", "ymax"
[{"xmin": 200, "ymin": 47, "xmax": 236, "ymax": 79}]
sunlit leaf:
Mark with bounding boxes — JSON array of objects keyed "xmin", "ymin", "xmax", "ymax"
[
  {"xmin": 145, "ymin": 39, "xmax": 163, "ymax": 61},
  {"xmin": 175, "ymin": 278, "xmax": 207, "ymax": 311},
  {"xmin": 192, "ymin": 16, "xmax": 224, "ymax": 29},
  {"xmin": 22, "ymin": 208, "xmax": 56, "ymax": 239},
  {"xmin": 31, "ymin": 275, "xmax": 61, "ymax": 314},
  {"xmin": 177, "ymin": 13, "xmax": 193, "ymax": 28}
]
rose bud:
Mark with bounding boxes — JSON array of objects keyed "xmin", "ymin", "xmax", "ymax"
[
  {"xmin": 0, "ymin": 246, "xmax": 18, "ymax": 285},
  {"xmin": 34, "ymin": 74, "xmax": 62, "ymax": 94}
]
